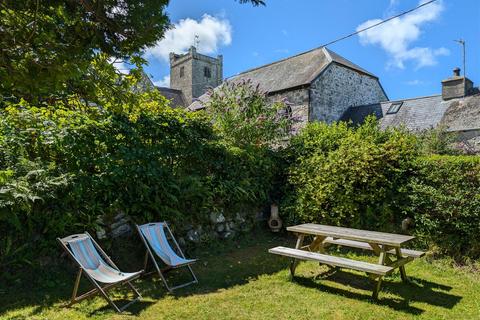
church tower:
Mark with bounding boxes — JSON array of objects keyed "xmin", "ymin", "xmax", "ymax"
[{"xmin": 169, "ymin": 46, "xmax": 223, "ymax": 104}]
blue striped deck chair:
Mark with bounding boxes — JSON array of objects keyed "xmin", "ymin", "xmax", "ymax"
[
  {"xmin": 136, "ymin": 222, "xmax": 198, "ymax": 292},
  {"xmin": 57, "ymin": 232, "xmax": 143, "ymax": 313}
]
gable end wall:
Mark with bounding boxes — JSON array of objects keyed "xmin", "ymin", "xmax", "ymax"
[{"xmin": 310, "ymin": 63, "xmax": 387, "ymax": 123}]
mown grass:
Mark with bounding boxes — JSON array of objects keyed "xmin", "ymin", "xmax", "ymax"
[{"xmin": 1, "ymin": 229, "xmax": 479, "ymax": 320}]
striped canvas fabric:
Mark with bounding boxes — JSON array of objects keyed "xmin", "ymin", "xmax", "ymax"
[
  {"xmin": 140, "ymin": 224, "xmax": 195, "ymax": 267},
  {"xmin": 68, "ymin": 236, "xmax": 140, "ymax": 283}
]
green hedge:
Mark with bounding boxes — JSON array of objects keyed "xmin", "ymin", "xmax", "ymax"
[
  {"xmin": 408, "ymin": 155, "xmax": 480, "ymax": 259},
  {"xmin": 282, "ymin": 118, "xmax": 418, "ymax": 231},
  {"xmin": 0, "ymin": 101, "xmax": 278, "ymax": 274},
  {"xmin": 282, "ymin": 119, "xmax": 480, "ymax": 260}
]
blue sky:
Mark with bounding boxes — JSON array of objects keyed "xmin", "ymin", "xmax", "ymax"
[{"xmin": 143, "ymin": 0, "xmax": 480, "ymax": 100}]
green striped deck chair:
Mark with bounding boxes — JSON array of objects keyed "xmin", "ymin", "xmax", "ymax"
[
  {"xmin": 136, "ymin": 222, "xmax": 198, "ymax": 292},
  {"xmin": 57, "ymin": 232, "xmax": 143, "ymax": 313}
]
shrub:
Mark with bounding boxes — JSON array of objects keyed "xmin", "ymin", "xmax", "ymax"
[
  {"xmin": 0, "ymin": 97, "xmax": 280, "ymax": 275},
  {"xmin": 408, "ymin": 155, "xmax": 480, "ymax": 259},
  {"xmin": 282, "ymin": 117, "xmax": 418, "ymax": 231},
  {"xmin": 204, "ymin": 80, "xmax": 290, "ymax": 148},
  {"xmin": 417, "ymin": 125, "xmax": 460, "ymax": 156}
]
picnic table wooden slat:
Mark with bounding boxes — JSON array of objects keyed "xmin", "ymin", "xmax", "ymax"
[
  {"xmin": 322, "ymin": 237, "xmax": 426, "ymax": 258},
  {"xmin": 269, "ymin": 246, "xmax": 393, "ymax": 275},
  {"xmin": 287, "ymin": 223, "xmax": 414, "ymax": 247}
]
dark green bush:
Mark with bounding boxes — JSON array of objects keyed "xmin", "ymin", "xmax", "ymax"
[
  {"xmin": 282, "ymin": 117, "xmax": 418, "ymax": 231},
  {"xmin": 0, "ymin": 99, "xmax": 278, "ymax": 274},
  {"xmin": 408, "ymin": 155, "xmax": 480, "ymax": 259}
]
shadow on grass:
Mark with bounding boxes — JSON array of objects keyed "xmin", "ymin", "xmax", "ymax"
[
  {"xmin": 0, "ymin": 230, "xmax": 465, "ymax": 318},
  {"xmin": 0, "ymin": 229, "xmax": 292, "ymax": 317},
  {"xmin": 87, "ymin": 299, "xmax": 155, "ymax": 317},
  {"xmin": 132, "ymin": 230, "xmax": 294, "ymax": 300},
  {"xmin": 293, "ymin": 268, "xmax": 462, "ymax": 316}
]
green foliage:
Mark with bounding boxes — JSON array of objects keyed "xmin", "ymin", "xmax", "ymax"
[
  {"xmin": 0, "ymin": 0, "xmax": 170, "ymax": 102},
  {"xmin": 204, "ymin": 80, "xmax": 290, "ymax": 148},
  {"xmin": 417, "ymin": 125, "xmax": 460, "ymax": 155},
  {"xmin": 283, "ymin": 119, "xmax": 480, "ymax": 260},
  {"xmin": 408, "ymin": 155, "xmax": 480, "ymax": 259},
  {"xmin": 282, "ymin": 117, "xmax": 418, "ymax": 230},
  {"xmin": 237, "ymin": 0, "xmax": 266, "ymax": 5},
  {"xmin": 0, "ymin": 97, "xmax": 278, "ymax": 274}
]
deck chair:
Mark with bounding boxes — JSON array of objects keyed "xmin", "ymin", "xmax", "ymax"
[
  {"xmin": 136, "ymin": 222, "xmax": 198, "ymax": 292},
  {"xmin": 57, "ymin": 232, "xmax": 143, "ymax": 313}
]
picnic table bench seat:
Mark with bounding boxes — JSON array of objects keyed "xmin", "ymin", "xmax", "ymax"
[
  {"xmin": 321, "ymin": 237, "xmax": 426, "ymax": 258},
  {"xmin": 269, "ymin": 246, "xmax": 394, "ymax": 276}
]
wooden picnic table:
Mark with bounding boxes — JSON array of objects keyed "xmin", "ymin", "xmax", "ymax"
[{"xmin": 269, "ymin": 223, "xmax": 425, "ymax": 299}]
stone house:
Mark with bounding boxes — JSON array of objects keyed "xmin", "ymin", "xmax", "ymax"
[
  {"xmin": 185, "ymin": 46, "xmax": 387, "ymax": 133},
  {"xmin": 341, "ymin": 68, "xmax": 480, "ymax": 152}
]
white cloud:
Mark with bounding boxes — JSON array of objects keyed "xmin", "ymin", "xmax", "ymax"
[
  {"xmin": 357, "ymin": 0, "xmax": 449, "ymax": 69},
  {"xmin": 153, "ymin": 75, "xmax": 170, "ymax": 88},
  {"xmin": 146, "ymin": 14, "xmax": 232, "ymax": 62}
]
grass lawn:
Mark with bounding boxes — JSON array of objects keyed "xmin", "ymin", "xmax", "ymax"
[{"xmin": 1, "ymin": 229, "xmax": 479, "ymax": 320}]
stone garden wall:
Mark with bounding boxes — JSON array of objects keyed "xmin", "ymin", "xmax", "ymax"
[{"xmin": 95, "ymin": 210, "xmax": 259, "ymax": 246}]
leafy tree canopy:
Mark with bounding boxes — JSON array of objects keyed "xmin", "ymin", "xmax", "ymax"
[
  {"xmin": 0, "ymin": 0, "xmax": 265, "ymax": 103},
  {"xmin": 0, "ymin": 0, "xmax": 170, "ymax": 102}
]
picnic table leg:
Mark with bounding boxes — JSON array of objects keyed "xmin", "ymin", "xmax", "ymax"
[
  {"xmin": 308, "ymin": 236, "xmax": 336, "ymax": 270},
  {"xmin": 372, "ymin": 276, "xmax": 383, "ymax": 300},
  {"xmin": 395, "ymin": 247, "xmax": 409, "ymax": 282},
  {"xmin": 289, "ymin": 234, "xmax": 304, "ymax": 278},
  {"xmin": 308, "ymin": 235, "xmax": 327, "ymax": 253},
  {"xmin": 378, "ymin": 246, "xmax": 387, "ymax": 265},
  {"xmin": 369, "ymin": 245, "xmax": 389, "ymax": 300}
]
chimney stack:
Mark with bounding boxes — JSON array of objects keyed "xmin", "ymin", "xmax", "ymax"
[
  {"xmin": 441, "ymin": 67, "xmax": 473, "ymax": 100},
  {"xmin": 453, "ymin": 67, "xmax": 461, "ymax": 77}
]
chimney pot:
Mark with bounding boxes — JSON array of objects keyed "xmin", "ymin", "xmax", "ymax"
[{"xmin": 453, "ymin": 67, "xmax": 461, "ymax": 77}]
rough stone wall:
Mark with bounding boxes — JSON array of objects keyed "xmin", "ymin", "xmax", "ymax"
[
  {"xmin": 269, "ymin": 88, "xmax": 309, "ymax": 134},
  {"xmin": 310, "ymin": 63, "xmax": 387, "ymax": 123},
  {"xmin": 170, "ymin": 53, "xmax": 193, "ymax": 104},
  {"xmin": 170, "ymin": 47, "xmax": 222, "ymax": 105},
  {"xmin": 95, "ymin": 210, "xmax": 257, "ymax": 247},
  {"xmin": 191, "ymin": 54, "xmax": 223, "ymax": 102},
  {"xmin": 442, "ymin": 77, "xmax": 474, "ymax": 100}
]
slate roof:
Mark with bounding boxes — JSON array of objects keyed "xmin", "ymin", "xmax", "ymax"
[
  {"xmin": 187, "ymin": 94, "xmax": 209, "ymax": 112},
  {"xmin": 441, "ymin": 94, "xmax": 480, "ymax": 132},
  {"xmin": 188, "ymin": 47, "xmax": 379, "ymax": 111},
  {"xmin": 228, "ymin": 47, "xmax": 377, "ymax": 94},
  {"xmin": 156, "ymin": 87, "xmax": 187, "ymax": 108},
  {"xmin": 341, "ymin": 93, "xmax": 480, "ymax": 132}
]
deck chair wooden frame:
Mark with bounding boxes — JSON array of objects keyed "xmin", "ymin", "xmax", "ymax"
[
  {"xmin": 136, "ymin": 222, "xmax": 198, "ymax": 292},
  {"xmin": 57, "ymin": 232, "xmax": 143, "ymax": 313}
]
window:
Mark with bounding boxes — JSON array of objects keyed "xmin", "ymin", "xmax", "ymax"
[
  {"xmin": 285, "ymin": 105, "xmax": 293, "ymax": 132},
  {"xmin": 387, "ymin": 101, "xmax": 403, "ymax": 114},
  {"xmin": 278, "ymin": 104, "xmax": 293, "ymax": 133},
  {"xmin": 180, "ymin": 66, "xmax": 184, "ymax": 78},
  {"xmin": 204, "ymin": 66, "xmax": 211, "ymax": 78}
]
